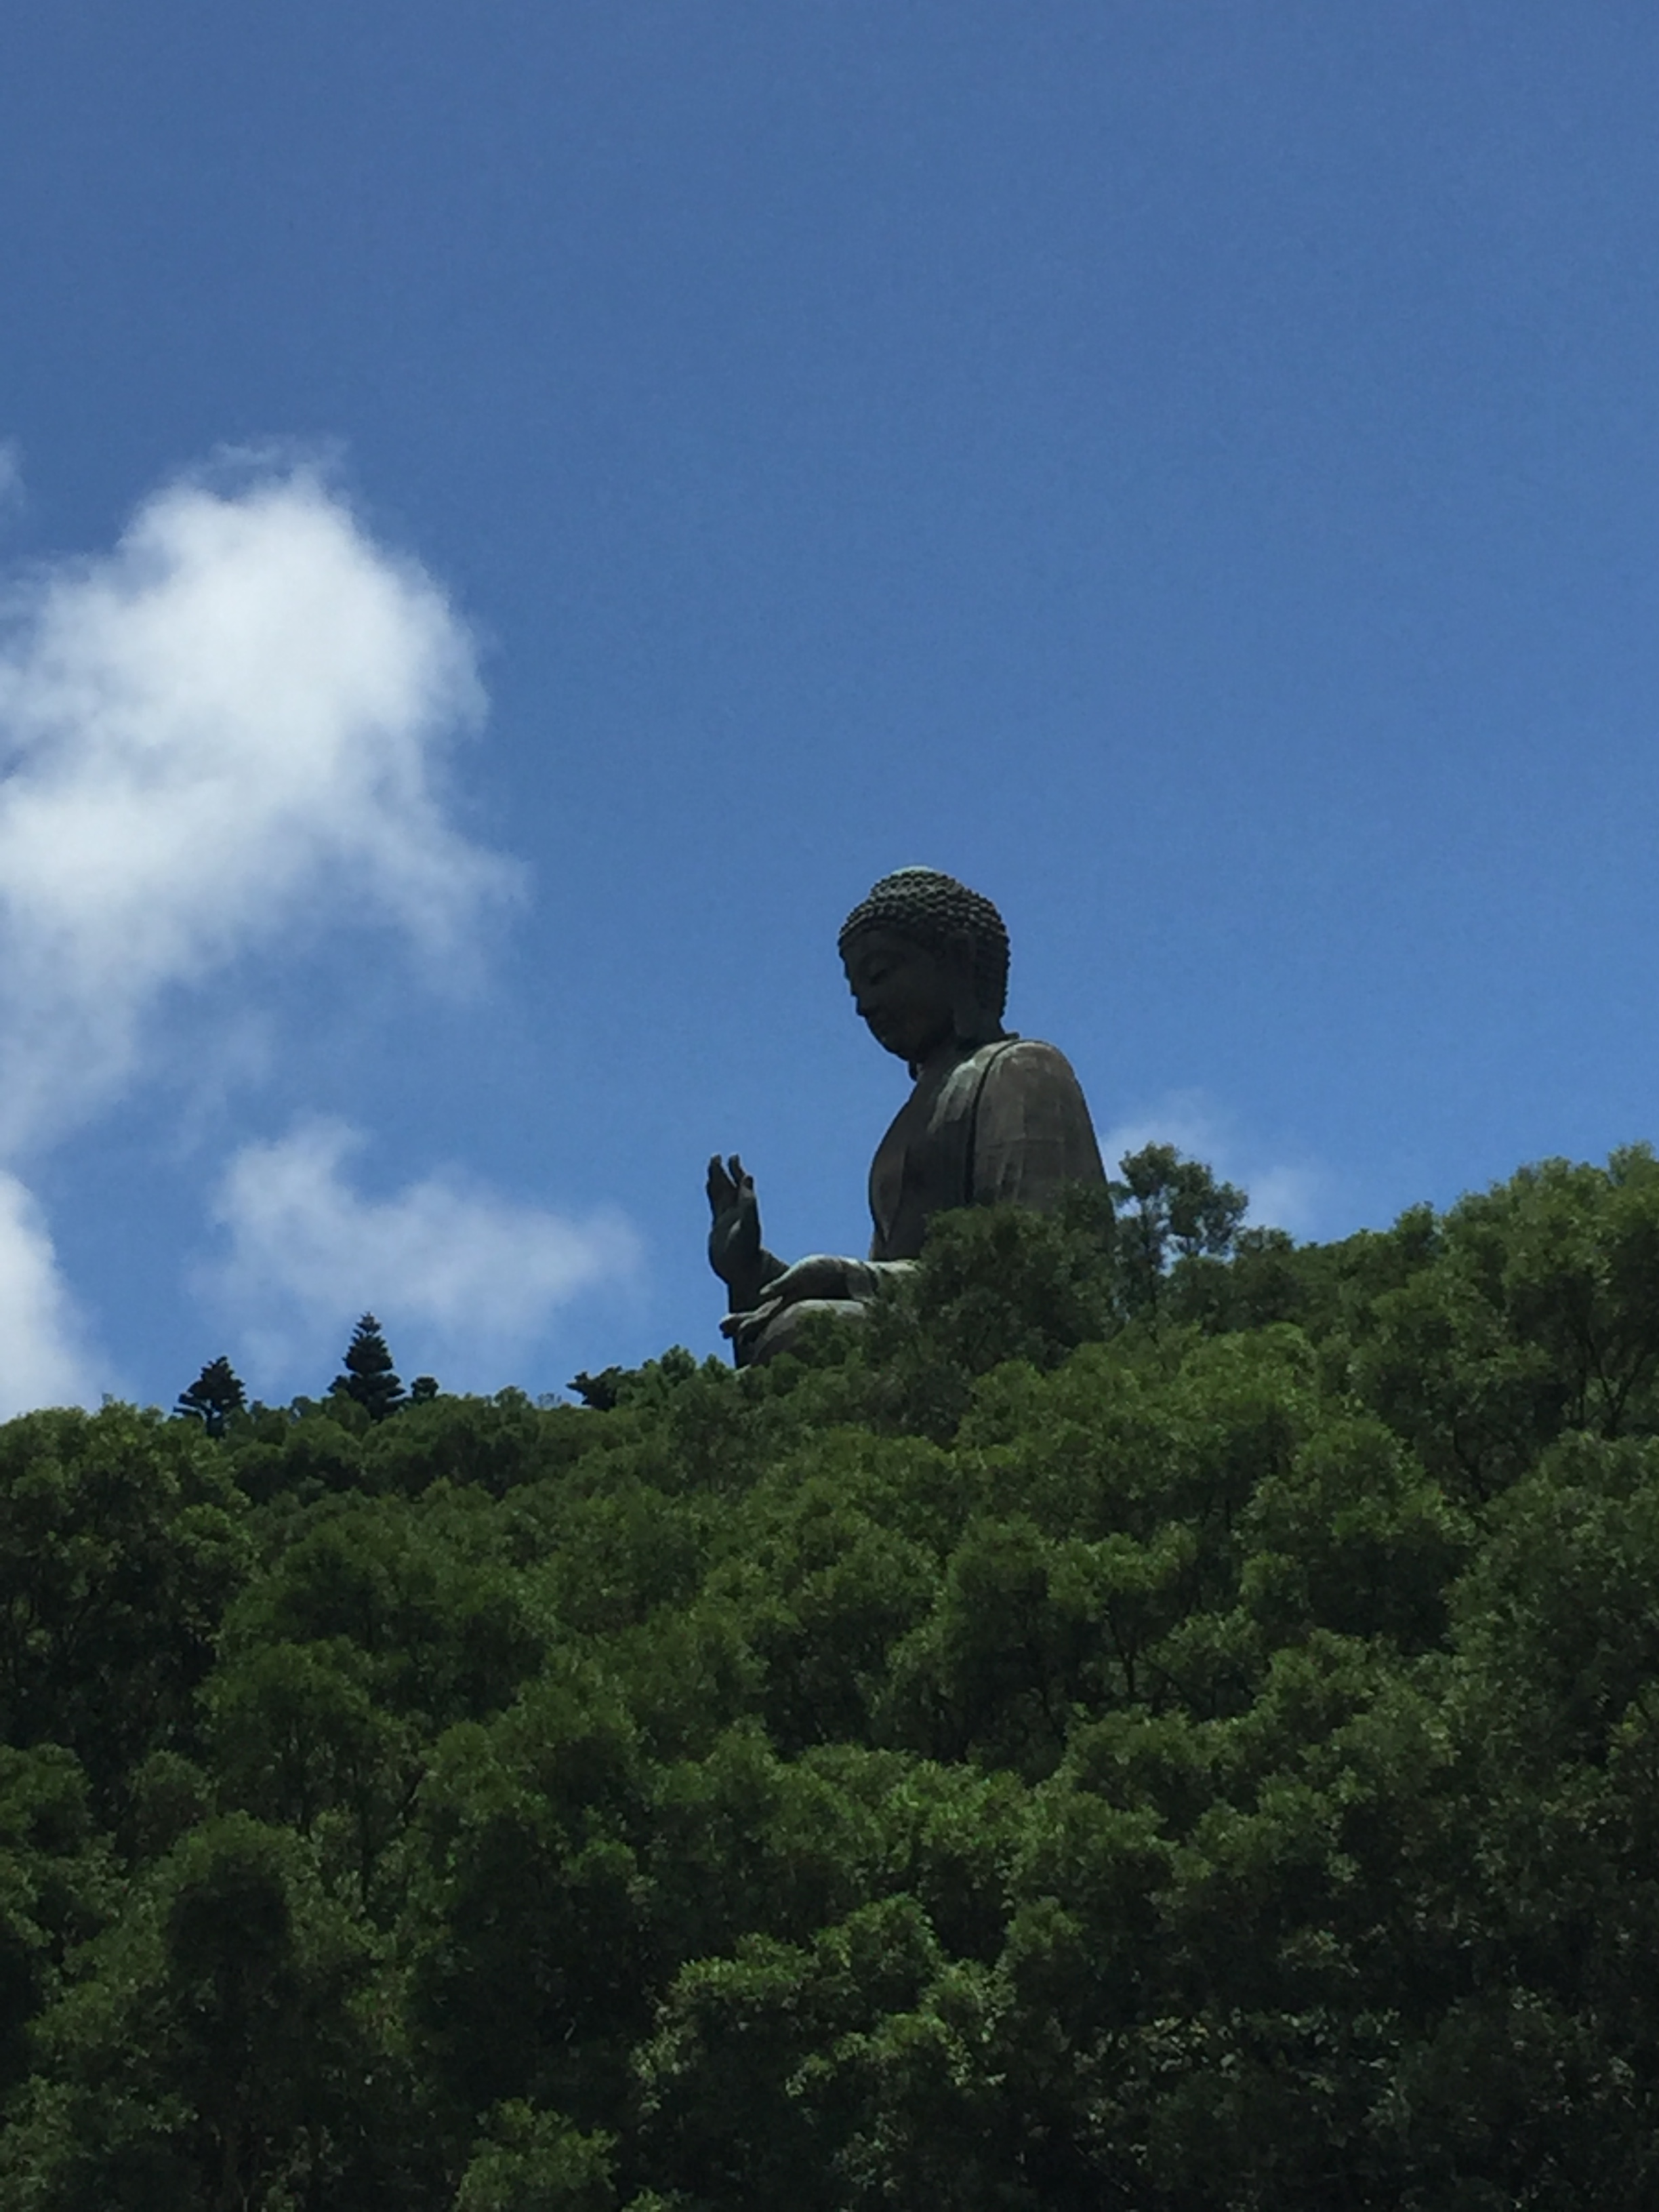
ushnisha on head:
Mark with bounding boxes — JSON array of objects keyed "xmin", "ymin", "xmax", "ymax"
[{"xmin": 838, "ymin": 867, "xmax": 1010, "ymax": 1066}]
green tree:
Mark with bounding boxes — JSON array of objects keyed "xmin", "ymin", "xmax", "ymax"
[
  {"xmin": 0, "ymin": 1746, "xmax": 114, "ymax": 2106},
  {"xmin": 455, "ymin": 2102, "xmax": 615, "ymax": 2212},
  {"xmin": 333, "ymin": 1315, "xmax": 405, "ymax": 1422},
  {"xmin": 0, "ymin": 1406, "xmax": 251, "ymax": 1822},
  {"xmin": 1109, "ymin": 1141, "xmax": 1248, "ymax": 1319},
  {"xmin": 0, "ymin": 1815, "xmax": 423, "ymax": 2211},
  {"xmin": 12, "ymin": 1146, "xmax": 1659, "ymax": 2203},
  {"xmin": 861, "ymin": 1189, "xmax": 1118, "ymax": 1439},
  {"xmin": 407, "ymin": 1673, "xmax": 654, "ymax": 2147},
  {"xmin": 175, "ymin": 1357, "xmax": 247, "ymax": 1439}
]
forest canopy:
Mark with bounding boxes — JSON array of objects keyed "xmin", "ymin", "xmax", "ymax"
[{"xmin": 3, "ymin": 1145, "xmax": 1659, "ymax": 2207}]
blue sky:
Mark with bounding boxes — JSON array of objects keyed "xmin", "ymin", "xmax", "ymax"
[{"xmin": 2, "ymin": 3, "xmax": 1658, "ymax": 1410}]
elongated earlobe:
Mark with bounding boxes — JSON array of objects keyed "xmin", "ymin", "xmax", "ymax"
[{"xmin": 945, "ymin": 932, "xmax": 1000, "ymax": 1048}]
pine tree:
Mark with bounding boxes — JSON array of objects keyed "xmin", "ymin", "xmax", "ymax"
[
  {"xmin": 332, "ymin": 1315, "xmax": 405, "ymax": 1421},
  {"xmin": 569, "ymin": 1367, "xmax": 627, "ymax": 1410},
  {"xmin": 173, "ymin": 1356, "xmax": 245, "ymax": 1439}
]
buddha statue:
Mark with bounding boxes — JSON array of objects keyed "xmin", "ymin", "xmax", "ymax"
[{"xmin": 708, "ymin": 867, "xmax": 1105, "ymax": 1364}]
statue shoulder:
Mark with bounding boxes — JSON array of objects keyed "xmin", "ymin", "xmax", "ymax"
[
  {"xmin": 978, "ymin": 1036, "xmax": 1090, "ymax": 1091},
  {"xmin": 970, "ymin": 1035, "xmax": 1105, "ymax": 1200}
]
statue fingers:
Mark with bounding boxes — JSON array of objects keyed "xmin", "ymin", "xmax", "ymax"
[
  {"xmin": 707, "ymin": 1153, "xmax": 749, "ymax": 1212},
  {"xmin": 722, "ymin": 1297, "xmax": 779, "ymax": 1348}
]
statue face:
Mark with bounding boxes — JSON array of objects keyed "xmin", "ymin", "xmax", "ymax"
[{"xmin": 842, "ymin": 928, "xmax": 957, "ymax": 1063}]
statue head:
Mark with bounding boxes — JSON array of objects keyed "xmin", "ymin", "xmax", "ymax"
[{"xmin": 838, "ymin": 867, "xmax": 1010, "ymax": 1064}]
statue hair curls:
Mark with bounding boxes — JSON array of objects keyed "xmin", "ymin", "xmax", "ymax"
[{"xmin": 838, "ymin": 867, "xmax": 1010, "ymax": 1020}]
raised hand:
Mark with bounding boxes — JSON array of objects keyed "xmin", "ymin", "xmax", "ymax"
[{"xmin": 707, "ymin": 1153, "xmax": 770, "ymax": 1309}]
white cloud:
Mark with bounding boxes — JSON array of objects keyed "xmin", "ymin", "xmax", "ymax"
[
  {"xmin": 203, "ymin": 1119, "xmax": 640, "ymax": 1393},
  {"xmin": 0, "ymin": 462, "xmax": 518, "ymax": 1151},
  {"xmin": 0, "ymin": 458, "xmax": 639, "ymax": 1418},
  {"xmin": 1096, "ymin": 1088, "xmax": 1328, "ymax": 1240},
  {"xmin": 0, "ymin": 1172, "xmax": 97, "ymax": 1414},
  {"xmin": 0, "ymin": 445, "xmax": 22, "ymax": 520}
]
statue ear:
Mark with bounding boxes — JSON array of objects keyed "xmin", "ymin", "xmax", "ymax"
[{"xmin": 944, "ymin": 930, "xmax": 998, "ymax": 1047}]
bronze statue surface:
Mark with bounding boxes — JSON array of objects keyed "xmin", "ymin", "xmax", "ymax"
[{"xmin": 708, "ymin": 867, "xmax": 1104, "ymax": 1361}]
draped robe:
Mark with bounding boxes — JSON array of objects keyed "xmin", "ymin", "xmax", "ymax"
[
  {"xmin": 867, "ymin": 1034, "xmax": 1104, "ymax": 1261},
  {"xmin": 739, "ymin": 1033, "xmax": 1104, "ymax": 1361}
]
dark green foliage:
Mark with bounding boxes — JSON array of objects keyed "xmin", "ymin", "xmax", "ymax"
[
  {"xmin": 12, "ymin": 1150, "xmax": 1659, "ymax": 2204},
  {"xmin": 0, "ymin": 1407, "xmax": 251, "ymax": 1822},
  {"xmin": 863, "ymin": 1183, "xmax": 1118, "ymax": 1441},
  {"xmin": 333, "ymin": 1313, "xmax": 405, "ymax": 1422},
  {"xmin": 455, "ymin": 2103, "xmax": 616, "ymax": 2211},
  {"xmin": 1110, "ymin": 1139, "xmax": 1249, "ymax": 1317},
  {"xmin": 570, "ymin": 1368, "xmax": 628, "ymax": 1411},
  {"xmin": 174, "ymin": 1355, "xmax": 246, "ymax": 1438},
  {"xmin": 0, "ymin": 1748, "xmax": 113, "ymax": 2105},
  {"xmin": 0, "ymin": 1813, "xmax": 424, "ymax": 2209}
]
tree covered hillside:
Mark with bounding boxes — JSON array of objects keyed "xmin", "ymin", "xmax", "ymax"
[{"xmin": 4, "ymin": 1147, "xmax": 1659, "ymax": 2208}]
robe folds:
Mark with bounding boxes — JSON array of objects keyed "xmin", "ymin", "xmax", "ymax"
[
  {"xmin": 733, "ymin": 1033, "xmax": 1105, "ymax": 1364},
  {"xmin": 867, "ymin": 1035, "xmax": 1105, "ymax": 1262}
]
